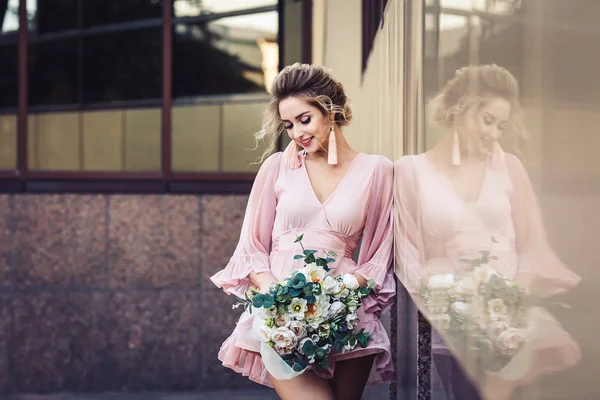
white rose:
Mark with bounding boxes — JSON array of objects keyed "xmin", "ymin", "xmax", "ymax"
[
  {"xmin": 450, "ymin": 301, "xmax": 471, "ymax": 316},
  {"xmin": 288, "ymin": 298, "xmax": 308, "ymax": 319},
  {"xmin": 346, "ymin": 313, "xmax": 358, "ymax": 329},
  {"xmin": 343, "ymin": 274, "xmax": 360, "ymax": 291},
  {"xmin": 473, "ymin": 265, "xmax": 496, "ymax": 284},
  {"xmin": 302, "ymin": 264, "xmax": 327, "ymax": 283},
  {"xmin": 272, "ymin": 327, "xmax": 298, "ymax": 355},
  {"xmin": 328, "ymin": 301, "xmax": 346, "ymax": 316},
  {"xmin": 495, "ymin": 328, "xmax": 524, "ymax": 356},
  {"xmin": 275, "ymin": 313, "xmax": 291, "ymax": 327},
  {"xmin": 488, "ymin": 298, "xmax": 508, "ymax": 321},
  {"xmin": 338, "ymin": 288, "xmax": 350, "ymax": 298},
  {"xmin": 305, "ymin": 294, "xmax": 330, "ymax": 328},
  {"xmin": 427, "ymin": 274, "xmax": 455, "ymax": 291},
  {"xmin": 322, "ymin": 276, "xmax": 341, "ymax": 294},
  {"xmin": 286, "ymin": 320, "xmax": 308, "ymax": 339},
  {"xmin": 455, "ymin": 277, "xmax": 477, "ymax": 297}
]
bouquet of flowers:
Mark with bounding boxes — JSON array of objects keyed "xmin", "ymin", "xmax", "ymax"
[
  {"xmin": 420, "ymin": 245, "xmax": 529, "ymax": 373},
  {"xmin": 235, "ymin": 234, "xmax": 376, "ymax": 373}
]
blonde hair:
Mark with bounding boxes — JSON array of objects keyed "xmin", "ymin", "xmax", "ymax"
[
  {"xmin": 428, "ymin": 64, "xmax": 529, "ymax": 142},
  {"xmin": 255, "ymin": 63, "xmax": 352, "ymax": 162}
]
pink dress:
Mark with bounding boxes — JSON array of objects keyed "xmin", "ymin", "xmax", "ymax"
[
  {"xmin": 210, "ymin": 151, "xmax": 395, "ymax": 388},
  {"xmin": 394, "ymin": 152, "xmax": 581, "ymax": 384}
]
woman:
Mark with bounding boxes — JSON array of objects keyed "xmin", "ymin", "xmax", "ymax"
[
  {"xmin": 211, "ymin": 63, "xmax": 395, "ymax": 400},
  {"xmin": 395, "ymin": 64, "xmax": 581, "ymax": 400}
]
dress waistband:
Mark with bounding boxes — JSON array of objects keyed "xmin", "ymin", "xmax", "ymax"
[{"xmin": 272, "ymin": 230, "xmax": 357, "ymax": 259}]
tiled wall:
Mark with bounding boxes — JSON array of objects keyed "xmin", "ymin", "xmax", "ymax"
[{"xmin": 0, "ymin": 194, "xmax": 263, "ymax": 393}]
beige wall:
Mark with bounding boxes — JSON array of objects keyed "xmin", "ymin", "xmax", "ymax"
[{"xmin": 312, "ymin": 0, "xmax": 402, "ymax": 159}]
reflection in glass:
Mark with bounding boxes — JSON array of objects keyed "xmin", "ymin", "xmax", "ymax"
[
  {"xmin": 83, "ymin": 0, "xmax": 162, "ymax": 27},
  {"xmin": 1, "ymin": 0, "xmax": 18, "ymax": 32},
  {"xmin": 0, "ymin": 44, "xmax": 17, "ymax": 108},
  {"xmin": 83, "ymin": 28, "xmax": 162, "ymax": 103},
  {"xmin": 173, "ymin": 11, "xmax": 278, "ymax": 97},
  {"xmin": 32, "ymin": 0, "xmax": 78, "ymax": 33},
  {"xmin": 173, "ymin": 0, "xmax": 277, "ymax": 17},
  {"xmin": 395, "ymin": 65, "xmax": 582, "ymax": 400},
  {"xmin": 440, "ymin": 0, "xmax": 521, "ymax": 15},
  {"xmin": 28, "ymin": 38, "xmax": 78, "ymax": 106}
]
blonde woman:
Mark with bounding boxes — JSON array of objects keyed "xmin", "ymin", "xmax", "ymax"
[
  {"xmin": 211, "ymin": 63, "xmax": 395, "ymax": 400},
  {"xmin": 395, "ymin": 64, "xmax": 581, "ymax": 400}
]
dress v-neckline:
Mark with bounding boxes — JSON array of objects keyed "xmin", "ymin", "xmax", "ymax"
[
  {"xmin": 421, "ymin": 153, "xmax": 489, "ymax": 206},
  {"xmin": 302, "ymin": 153, "xmax": 363, "ymax": 207}
]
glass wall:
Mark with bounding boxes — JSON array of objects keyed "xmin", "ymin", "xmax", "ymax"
[
  {"xmin": 0, "ymin": 0, "xmax": 18, "ymax": 170},
  {"xmin": 395, "ymin": 0, "xmax": 600, "ymax": 399},
  {"xmin": 6, "ymin": 0, "xmax": 284, "ymax": 177}
]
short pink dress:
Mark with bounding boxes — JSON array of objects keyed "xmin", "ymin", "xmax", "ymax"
[{"xmin": 210, "ymin": 152, "xmax": 396, "ymax": 388}]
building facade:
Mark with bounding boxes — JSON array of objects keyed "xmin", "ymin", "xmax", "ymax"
[{"xmin": 0, "ymin": 0, "xmax": 599, "ymax": 399}]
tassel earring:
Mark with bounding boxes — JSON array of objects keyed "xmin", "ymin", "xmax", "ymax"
[
  {"xmin": 284, "ymin": 140, "xmax": 301, "ymax": 169},
  {"xmin": 328, "ymin": 124, "xmax": 338, "ymax": 165},
  {"xmin": 452, "ymin": 128, "xmax": 461, "ymax": 166}
]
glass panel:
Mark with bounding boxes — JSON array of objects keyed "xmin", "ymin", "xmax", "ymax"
[
  {"xmin": 173, "ymin": 0, "xmax": 277, "ymax": 17},
  {"xmin": 83, "ymin": 28, "xmax": 162, "ymax": 103},
  {"xmin": 0, "ymin": 43, "xmax": 17, "ymax": 108},
  {"xmin": 0, "ymin": 115, "xmax": 16, "ymax": 169},
  {"xmin": 83, "ymin": 0, "xmax": 162, "ymax": 27},
  {"xmin": 440, "ymin": 0, "xmax": 521, "ymax": 15},
  {"xmin": 82, "ymin": 110, "xmax": 124, "ymax": 171},
  {"xmin": 1, "ymin": 0, "xmax": 18, "ymax": 32},
  {"xmin": 124, "ymin": 108, "xmax": 161, "ymax": 171},
  {"xmin": 30, "ymin": 0, "xmax": 79, "ymax": 34},
  {"xmin": 408, "ymin": 2, "xmax": 600, "ymax": 399},
  {"xmin": 172, "ymin": 104, "xmax": 220, "ymax": 172},
  {"xmin": 1, "ymin": 0, "xmax": 18, "ymax": 111},
  {"xmin": 222, "ymin": 101, "xmax": 268, "ymax": 172},
  {"xmin": 28, "ymin": 38, "xmax": 78, "ymax": 106},
  {"xmin": 28, "ymin": 112, "xmax": 80, "ymax": 171},
  {"xmin": 173, "ymin": 11, "xmax": 278, "ymax": 97}
]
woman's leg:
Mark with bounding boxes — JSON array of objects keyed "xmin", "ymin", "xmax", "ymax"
[
  {"xmin": 329, "ymin": 354, "xmax": 376, "ymax": 400},
  {"xmin": 270, "ymin": 371, "xmax": 335, "ymax": 400}
]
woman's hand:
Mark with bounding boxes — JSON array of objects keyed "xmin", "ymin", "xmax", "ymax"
[
  {"xmin": 249, "ymin": 271, "xmax": 278, "ymax": 293},
  {"xmin": 353, "ymin": 273, "xmax": 368, "ymax": 289}
]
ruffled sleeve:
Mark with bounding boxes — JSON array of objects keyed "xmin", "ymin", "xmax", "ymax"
[
  {"xmin": 210, "ymin": 152, "xmax": 282, "ymax": 298},
  {"xmin": 393, "ymin": 156, "xmax": 426, "ymax": 295},
  {"xmin": 354, "ymin": 156, "xmax": 396, "ymax": 317},
  {"xmin": 507, "ymin": 153, "xmax": 581, "ymax": 297}
]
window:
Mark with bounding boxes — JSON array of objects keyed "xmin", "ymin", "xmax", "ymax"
[
  {"xmin": 0, "ymin": 0, "xmax": 310, "ymax": 193},
  {"xmin": 0, "ymin": 0, "xmax": 18, "ymax": 171}
]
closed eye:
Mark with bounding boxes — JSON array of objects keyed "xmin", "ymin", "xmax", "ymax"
[{"xmin": 300, "ymin": 116, "xmax": 311, "ymax": 125}]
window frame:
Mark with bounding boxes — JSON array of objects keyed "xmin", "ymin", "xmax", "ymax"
[{"xmin": 0, "ymin": 0, "xmax": 312, "ymax": 194}]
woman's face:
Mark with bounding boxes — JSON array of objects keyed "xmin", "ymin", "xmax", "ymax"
[
  {"xmin": 279, "ymin": 96, "xmax": 331, "ymax": 155},
  {"xmin": 457, "ymin": 97, "xmax": 511, "ymax": 156}
]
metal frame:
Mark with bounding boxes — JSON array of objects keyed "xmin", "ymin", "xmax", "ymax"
[{"xmin": 0, "ymin": 0, "xmax": 285, "ymax": 194}]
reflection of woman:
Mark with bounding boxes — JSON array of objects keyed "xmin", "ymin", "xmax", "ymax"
[
  {"xmin": 211, "ymin": 64, "xmax": 395, "ymax": 400},
  {"xmin": 395, "ymin": 65, "xmax": 581, "ymax": 400}
]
